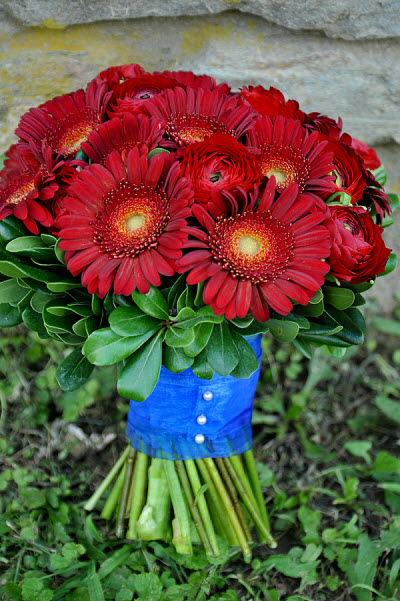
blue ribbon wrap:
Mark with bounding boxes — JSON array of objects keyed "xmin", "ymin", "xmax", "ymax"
[{"xmin": 126, "ymin": 334, "xmax": 262, "ymax": 460}]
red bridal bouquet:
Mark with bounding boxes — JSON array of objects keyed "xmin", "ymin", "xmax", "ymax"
[{"xmin": 0, "ymin": 64, "xmax": 396, "ymax": 560}]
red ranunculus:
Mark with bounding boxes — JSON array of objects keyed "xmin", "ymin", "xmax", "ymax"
[
  {"xmin": 180, "ymin": 133, "xmax": 262, "ymax": 206},
  {"xmin": 350, "ymin": 138, "xmax": 381, "ymax": 170},
  {"xmin": 326, "ymin": 205, "xmax": 391, "ymax": 284}
]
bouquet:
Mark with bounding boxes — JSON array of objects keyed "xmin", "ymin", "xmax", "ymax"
[{"xmin": 0, "ymin": 63, "xmax": 396, "ymax": 561}]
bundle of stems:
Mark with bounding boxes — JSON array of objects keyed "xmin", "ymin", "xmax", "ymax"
[{"xmin": 85, "ymin": 446, "xmax": 277, "ymax": 561}]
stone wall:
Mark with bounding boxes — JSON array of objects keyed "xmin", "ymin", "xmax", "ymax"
[{"xmin": 0, "ymin": 2, "xmax": 399, "ymax": 309}]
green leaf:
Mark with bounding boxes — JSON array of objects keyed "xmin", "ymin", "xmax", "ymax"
[
  {"xmin": 229, "ymin": 331, "xmax": 260, "ymax": 379},
  {"xmin": 109, "ymin": 305, "xmax": 161, "ymax": 337},
  {"xmin": 46, "ymin": 279, "xmax": 82, "ymax": 293},
  {"xmin": 183, "ymin": 322, "xmax": 214, "ymax": 357},
  {"xmin": 167, "ymin": 273, "xmax": 187, "ymax": 308},
  {"xmin": 293, "ymin": 337, "xmax": 313, "ymax": 359},
  {"xmin": 30, "ymin": 291, "xmax": 59, "ymax": 312},
  {"xmin": 301, "ymin": 299, "xmax": 324, "ymax": 317},
  {"xmin": 375, "ymin": 395, "xmax": 400, "ymax": 424},
  {"xmin": 87, "ymin": 561, "xmax": 105, "ymax": 601},
  {"xmin": 0, "ymin": 303, "xmax": 22, "ymax": 327},
  {"xmin": 347, "ymin": 534, "xmax": 382, "ymax": 601},
  {"xmin": 132, "ymin": 285, "xmax": 170, "ymax": 319},
  {"xmin": 378, "ymin": 252, "xmax": 397, "ymax": 277},
  {"xmin": 267, "ymin": 318, "xmax": 299, "ymax": 343},
  {"xmin": 165, "ymin": 325, "xmax": 195, "ymax": 347},
  {"xmin": 147, "ymin": 148, "xmax": 170, "ymax": 159},
  {"xmin": 298, "ymin": 505, "xmax": 321, "ymax": 544},
  {"xmin": 206, "ymin": 322, "xmax": 239, "ymax": 376},
  {"xmin": 0, "ymin": 215, "xmax": 28, "ymax": 244},
  {"xmin": 230, "ymin": 318, "xmax": 269, "ymax": 336},
  {"xmin": 56, "ymin": 348, "xmax": 94, "ymax": 391},
  {"xmin": 22, "ymin": 305, "xmax": 47, "ymax": 334},
  {"xmin": 323, "ymin": 286, "xmax": 355, "ymax": 310},
  {"xmin": 229, "ymin": 315, "xmax": 254, "ymax": 328},
  {"xmin": 0, "ymin": 278, "xmax": 28, "ymax": 304},
  {"xmin": 163, "ymin": 344, "xmax": 194, "ymax": 373},
  {"xmin": 173, "ymin": 305, "xmax": 224, "ymax": 328},
  {"xmin": 372, "ymin": 316, "xmax": 400, "ymax": 337},
  {"xmin": 326, "ymin": 307, "xmax": 364, "ymax": 345},
  {"xmin": 344, "ymin": 440, "xmax": 372, "ymax": 464},
  {"xmin": 84, "ymin": 328, "xmax": 155, "ymax": 365},
  {"xmin": 6, "ymin": 236, "xmax": 56, "ymax": 262},
  {"xmin": 117, "ymin": 330, "xmax": 163, "ymax": 401},
  {"xmin": 309, "ymin": 289, "xmax": 323, "ymax": 304},
  {"xmin": 192, "ymin": 349, "xmax": 214, "ymax": 380},
  {"xmin": 133, "ymin": 572, "xmax": 163, "ymax": 601}
]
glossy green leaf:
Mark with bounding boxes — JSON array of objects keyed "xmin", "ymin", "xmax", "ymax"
[
  {"xmin": 378, "ymin": 252, "xmax": 397, "ymax": 277},
  {"xmin": 293, "ymin": 337, "xmax": 313, "ymax": 359},
  {"xmin": 0, "ymin": 215, "xmax": 28, "ymax": 244},
  {"xmin": 56, "ymin": 347, "xmax": 94, "ymax": 392},
  {"xmin": 206, "ymin": 321, "xmax": 239, "ymax": 376},
  {"xmin": 301, "ymin": 320, "xmax": 343, "ymax": 337},
  {"xmin": 163, "ymin": 344, "xmax": 194, "ymax": 373},
  {"xmin": 46, "ymin": 279, "xmax": 82, "ymax": 293},
  {"xmin": 31, "ymin": 291, "xmax": 59, "ymax": 313},
  {"xmin": 132, "ymin": 285, "xmax": 170, "ymax": 319},
  {"xmin": 230, "ymin": 318, "xmax": 270, "ymax": 336},
  {"xmin": 167, "ymin": 273, "xmax": 187, "ymax": 308},
  {"xmin": 117, "ymin": 330, "xmax": 164, "ymax": 401},
  {"xmin": 230, "ymin": 315, "xmax": 254, "ymax": 328},
  {"xmin": 0, "ymin": 279, "xmax": 27, "ymax": 304},
  {"xmin": 54, "ymin": 238, "xmax": 66, "ymax": 265},
  {"xmin": 309, "ymin": 289, "xmax": 323, "ymax": 304},
  {"xmin": 72, "ymin": 317, "xmax": 91, "ymax": 338},
  {"xmin": 173, "ymin": 304, "xmax": 224, "ymax": 328},
  {"xmin": 91, "ymin": 294, "xmax": 102, "ymax": 316},
  {"xmin": 22, "ymin": 305, "xmax": 47, "ymax": 334},
  {"xmin": 147, "ymin": 148, "xmax": 170, "ymax": 159},
  {"xmin": 192, "ymin": 348, "xmax": 214, "ymax": 380},
  {"xmin": 183, "ymin": 322, "xmax": 214, "ymax": 357},
  {"xmin": 6, "ymin": 236, "xmax": 56, "ymax": 262},
  {"xmin": 230, "ymin": 330, "xmax": 260, "ymax": 379},
  {"xmin": 165, "ymin": 325, "xmax": 195, "ymax": 347},
  {"xmin": 282, "ymin": 311, "xmax": 310, "ymax": 330},
  {"xmin": 301, "ymin": 299, "xmax": 324, "ymax": 317},
  {"xmin": 84, "ymin": 327, "xmax": 155, "ymax": 365},
  {"xmin": 0, "ymin": 303, "xmax": 23, "ymax": 327},
  {"xmin": 267, "ymin": 319, "xmax": 299, "ymax": 343},
  {"xmin": 323, "ymin": 286, "xmax": 355, "ymax": 310},
  {"xmin": 325, "ymin": 307, "xmax": 364, "ymax": 345},
  {"xmin": 194, "ymin": 280, "xmax": 206, "ymax": 307},
  {"xmin": 109, "ymin": 305, "xmax": 161, "ymax": 337}
]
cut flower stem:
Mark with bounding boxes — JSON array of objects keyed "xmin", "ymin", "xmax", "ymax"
[{"xmin": 86, "ymin": 446, "xmax": 277, "ymax": 560}]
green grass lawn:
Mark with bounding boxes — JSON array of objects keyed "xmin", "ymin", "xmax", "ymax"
[{"xmin": 0, "ymin": 300, "xmax": 400, "ymax": 601}]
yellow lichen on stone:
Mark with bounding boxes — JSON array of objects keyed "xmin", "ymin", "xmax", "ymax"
[
  {"xmin": 180, "ymin": 23, "xmax": 234, "ymax": 56},
  {"xmin": 37, "ymin": 18, "xmax": 67, "ymax": 30}
]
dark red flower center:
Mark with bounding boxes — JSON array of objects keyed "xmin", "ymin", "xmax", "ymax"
[
  {"xmin": 260, "ymin": 144, "xmax": 310, "ymax": 191},
  {"xmin": 46, "ymin": 110, "xmax": 100, "ymax": 156},
  {"xmin": 166, "ymin": 114, "xmax": 229, "ymax": 146},
  {"xmin": 92, "ymin": 182, "xmax": 169, "ymax": 258},
  {"xmin": 209, "ymin": 211, "xmax": 295, "ymax": 283}
]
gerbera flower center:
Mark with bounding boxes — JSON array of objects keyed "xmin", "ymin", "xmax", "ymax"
[
  {"xmin": 46, "ymin": 113, "xmax": 100, "ymax": 156},
  {"xmin": 209, "ymin": 211, "xmax": 295, "ymax": 283},
  {"xmin": 126, "ymin": 214, "xmax": 146, "ymax": 231},
  {"xmin": 166, "ymin": 115, "xmax": 229, "ymax": 146},
  {"xmin": 7, "ymin": 179, "xmax": 36, "ymax": 205},
  {"xmin": 93, "ymin": 182, "xmax": 169, "ymax": 258},
  {"xmin": 237, "ymin": 234, "xmax": 262, "ymax": 256},
  {"xmin": 259, "ymin": 144, "xmax": 309, "ymax": 191}
]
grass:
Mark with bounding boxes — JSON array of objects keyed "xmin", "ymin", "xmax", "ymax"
[{"xmin": 0, "ymin": 299, "xmax": 400, "ymax": 601}]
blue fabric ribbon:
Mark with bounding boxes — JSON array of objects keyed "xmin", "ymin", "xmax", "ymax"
[{"xmin": 126, "ymin": 334, "xmax": 262, "ymax": 460}]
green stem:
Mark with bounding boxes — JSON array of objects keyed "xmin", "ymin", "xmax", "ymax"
[
  {"xmin": 215, "ymin": 458, "xmax": 253, "ymax": 543},
  {"xmin": 185, "ymin": 459, "xmax": 219, "ymax": 556},
  {"xmin": 229, "ymin": 454, "xmax": 266, "ymax": 543},
  {"xmin": 126, "ymin": 452, "xmax": 149, "ymax": 539},
  {"xmin": 162, "ymin": 459, "xmax": 192, "ymax": 556},
  {"xmin": 203, "ymin": 458, "xmax": 252, "ymax": 562},
  {"xmin": 136, "ymin": 458, "xmax": 171, "ymax": 540},
  {"xmin": 195, "ymin": 459, "xmax": 239, "ymax": 546},
  {"xmin": 176, "ymin": 461, "xmax": 213, "ymax": 556},
  {"xmin": 223, "ymin": 457, "xmax": 277, "ymax": 548},
  {"xmin": 84, "ymin": 446, "xmax": 130, "ymax": 512},
  {"xmin": 100, "ymin": 462, "xmax": 127, "ymax": 520},
  {"xmin": 243, "ymin": 449, "xmax": 271, "ymax": 531},
  {"xmin": 115, "ymin": 447, "xmax": 136, "ymax": 538}
]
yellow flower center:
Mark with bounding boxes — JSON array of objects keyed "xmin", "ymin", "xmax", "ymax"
[
  {"xmin": 125, "ymin": 214, "xmax": 146, "ymax": 231},
  {"xmin": 265, "ymin": 168, "xmax": 287, "ymax": 185},
  {"xmin": 237, "ymin": 235, "xmax": 262, "ymax": 256}
]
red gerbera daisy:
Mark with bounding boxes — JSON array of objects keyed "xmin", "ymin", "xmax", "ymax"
[
  {"xmin": 93, "ymin": 63, "xmax": 146, "ymax": 88},
  {"xmin": 177, "ymin": 179, "xmax": 331, "ymax": 321},
  {"xmin": 16, "ymin": 81, "xmax": 112, "ymax": 159},
  {"xmin": 248, "ymin": 116, "xmax": 335, "ymax": 205},
  {"xmin": 82, "ymin": 113, "xmax": 166, "ymax": 165},
  {"xmin": 56, "ymin": 149, "xmax": 194, "ymax": 298},
  {"xmin": 109, "ymin": 74, "xmax": 185, "ymax": 117},
  {"xmin": 157, "ymin": 70, "xmax": 230, "ymax": 94},
  {"xmin": 143, "ymin": 87, "xmax": 257, "ymax": 150},
  {"xmin": 0, "ymin": 143, "xmax": 67, "ymax": 233},
  {"xmin": 181, "ymin": 133, "xmax": 262, "ymax": 206},
  {"xmin": 0, "ymin": 144, "xmax": 21, "ymax": 181}
]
